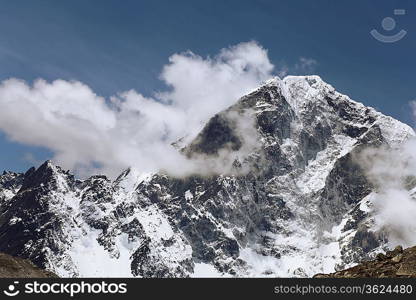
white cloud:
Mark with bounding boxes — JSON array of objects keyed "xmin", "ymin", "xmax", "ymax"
[
  {"xmin": 0, "ymin": 41, "xmax": 274, "ymax": 178},
  {"xmin": 409, "ymin": 100, "xmax": 416, "ymax": 121},
  {"xmin": 22, "ymin": 152, "xmax": 42, "ymax": 167},
  {"xmin": 278, "ymin": 57, "xmax": 318, "ymax": 77},
  {"xmin": 295, "ymin": 57, "xmax": 318, "ymax": 73},
  {"xmin": 157, "ymin": 41, "xmax": 273, "ymax": 134},
  {"xmin": 359, "ymin": 136, "xmax": 416, "ymax": 247}
]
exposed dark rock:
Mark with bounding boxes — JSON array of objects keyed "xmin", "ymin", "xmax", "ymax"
[{"xmin": 314, "ymin": 245, "xmax": 416, "ymax": 278}]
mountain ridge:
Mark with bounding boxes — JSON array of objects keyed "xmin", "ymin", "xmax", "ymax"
[
  {"xmin": 0, "ymin": 252, "xmax": 58, "ymax": 278},
  {"xmin": 0, "ymin": 75, "xmax": 414, "ymax": 277},
  {"xmin": 314, "ymin": 245, "xmax": 416, "ymax": 278}
]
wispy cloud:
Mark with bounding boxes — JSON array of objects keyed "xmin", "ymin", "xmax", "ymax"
[
  {"xmin": 357, "ymin": 100, "xmax": 416, "ymax": 247},
  {"xmin": 21, "ymin": 152, "xmax": 42, "ymax": 167},
  {"xmin": 0, "ymin": 41, "xmax": 274, "ymax": 178},
  {"xmin": 278, "ymin": 57, "xmax": 318, "ymax": 77}
]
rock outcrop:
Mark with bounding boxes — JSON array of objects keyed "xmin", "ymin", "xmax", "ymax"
[
  {"xmin": 0, "ymin": 252, "xmax": 58, "ymax": 278},
  {"xmin": 314, "ymin": 245, "xmax": 416, "ymax": 278}
]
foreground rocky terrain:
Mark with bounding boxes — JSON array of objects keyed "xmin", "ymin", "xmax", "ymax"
[
  {"xmin": 0, "ymin": 252, "xmax": 57, "ymax": 278},
  {"xmin": 315, "ymin": 245, "xmax": 416, "ymax": 278},
  {"xmin": 0, "ymin": 75, "xmax": 414, "ymax": 277}
]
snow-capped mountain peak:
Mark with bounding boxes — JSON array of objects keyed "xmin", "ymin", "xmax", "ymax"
[{"xmin": 0, "ymin": 76, "xmax": 414, "ymax": 277}]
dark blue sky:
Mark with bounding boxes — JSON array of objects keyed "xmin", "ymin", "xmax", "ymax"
[{"xmin": 0, "ymin": 0, "xmax": 415, "ymax": 172}]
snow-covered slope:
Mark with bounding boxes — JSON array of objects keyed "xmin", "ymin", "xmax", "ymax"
[
  {"xmin": 0, "ymin": 75, "xmax": 414, "ymax": 277},
  {"xmin": 0, "ymin": 171, "xmax": 24, "ymax": 204}
]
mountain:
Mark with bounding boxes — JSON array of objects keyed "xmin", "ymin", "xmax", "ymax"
[
  {"xmin": 314, "ymin": 245, "xmax": 416, "ymax": 278},
  {"xmin": 0, "ymin": 252, "xmax": 58, "ymax": 278},
  {"xmin": 0, "ymin": 75, "xmax": 414, "ymax": 277}
]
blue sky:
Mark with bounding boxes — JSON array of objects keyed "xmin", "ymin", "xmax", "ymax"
[{"xmin": 0, "ymin": 0, "xmax": 415, "ymax": 173}]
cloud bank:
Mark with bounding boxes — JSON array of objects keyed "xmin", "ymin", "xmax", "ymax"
[{"xmin": 0, "ymin": 41, "xmax": 275, "ymax": 178}]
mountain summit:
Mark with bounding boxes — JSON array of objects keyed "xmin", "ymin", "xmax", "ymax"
[{"xmin": 0, "ymin": 76, "xmax": 414, "ymax": 277}]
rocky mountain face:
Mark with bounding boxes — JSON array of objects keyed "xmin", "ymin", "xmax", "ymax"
[
  {"xmin": 0, "ymin": 252, "xmax": 58, "ymax": 278},
  {"xmin": 314, "ymin": 245, "xmax": 416, "ymax": 278},
  {"xmin": 0, "ymin": 76, "xmax": 414, "ymax": 277}
]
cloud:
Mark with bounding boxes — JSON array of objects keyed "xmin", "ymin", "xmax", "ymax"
[
  {"xmin": 294, "ymin": 57, "xmax": 318, "ymax": 74},
  {"xmin": 0, "ymin": 41, "xmax": 273, "ymax": 178},
  {"xmin": 409, "ymin": 100, "xmax": 416, "ymax": 121},
  {"xmin": 157, "ymin": 41, "xmax": 273, "ymax": 134},
  {"xmin": 278, "ymin": 57, "xmax": 318, "ymax": 77},
  {"xmin": 22, "ymin": 152, "xmax": 43, "ymax": 167},
  {"xmin": 358, "ymin": 130, "xmax": 416, "ymax": 247}
]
